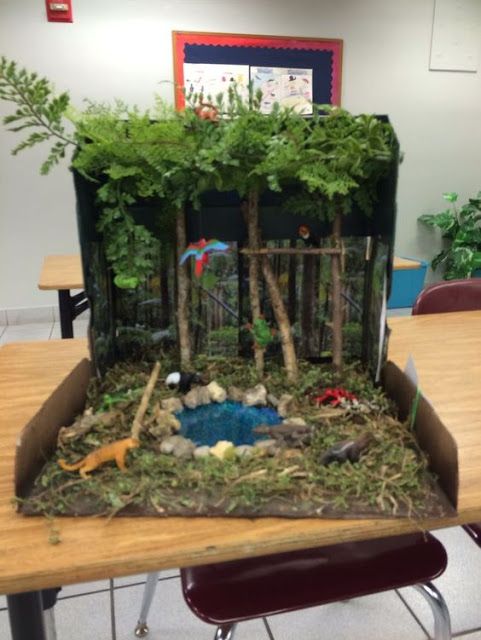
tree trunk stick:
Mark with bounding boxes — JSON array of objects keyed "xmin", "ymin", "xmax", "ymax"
[
  {"xmin": 243, "ymin": 193, "xmax": 264, "ymax": 377},
  {"xmin": 331, "ymin": 212, "xmax": 343, "ymax": 373},
  {"xmin": 131, "ymin": 361, "xmax": 161, "ymax": 440},
  {"xmin": 176, "ymin": 207, "xmax": 191, "ymax": 369},
  {"xmin": 262, "ymin": 256, "xmax": 299, "ymax": 383},
  {"xmin": 241, "ymin": 248, "xmax": 341, "ymax": 255}
]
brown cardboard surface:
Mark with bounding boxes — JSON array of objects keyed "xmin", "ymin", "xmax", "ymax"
[
  {"xmin": 15, "ymin": 359, "xmax": 458, "ymax": 517},
  {"xmin": 382, "ymin": 361, "xmax": 458, "ymax": 510},
  {"xmin": 15, "ymin": 358, "xmax": 91, "ymax": 498}
]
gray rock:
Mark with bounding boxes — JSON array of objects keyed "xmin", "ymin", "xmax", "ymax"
[
  {"xmin": 277, "ymin": 394, "xmax": 296, "ymax": 418},
  {"xmin": 228, "ymin": 386, "xmax": 245, "ymax": 402},
  {"xmin": 243, "ymin": 384, "xmax": 267, "ymax": 407},
  {"xmin": 207, "ymin": 381, "xmax": 227, "ymax": 403},
  {"xmin": 194, "ymin": 445, "xmax": 211, "ymax": 459},
  {"xmin": 149, "ymin": 408, "xmax": 181, "ymax": 437},
  {"xmin": 267, "ymin": 393, "xmax": 279, "ymax": 407},
  {"xmin": 161, "ymin": 397, "xmax": 183, "ymax": 413},
  {"xmin": 254, "ymin": 438, "xmax": 278, "ymax": 456},
  {"xmin": 282, "ymin": 417, "xmax": 307, "ymax": 428},
  {"xmin": 235, "ymin": 445, "xmax": 254, "ymax": 458},
  {"xmin": 183, "ymin": 385, "xmax": 211, "ymax": 409},
  {"xmin": 160, "ymin": 435, "xmax": 195, "ymax": 458}
]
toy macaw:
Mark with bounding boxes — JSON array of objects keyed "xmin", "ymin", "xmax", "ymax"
[{"xmin": 179, "ymin": 238, "xmax": 229, "ymax": 278}]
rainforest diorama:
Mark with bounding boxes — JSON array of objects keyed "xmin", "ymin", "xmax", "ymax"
[{"xmin": 0, "ymin": 57, "xmax": 454, "ymax": 519}]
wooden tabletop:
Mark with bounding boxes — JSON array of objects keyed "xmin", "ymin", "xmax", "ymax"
[
  {"xmin": 38, "ymin": 255, "xmax": 84, "ymax": 290},
  {"xmin": 38, "ymin": 255, "xmax": 418, "ymax": 293},
  {"xmin": 1, "ymin": 311, "xmax": 481, "ymax": 595}
]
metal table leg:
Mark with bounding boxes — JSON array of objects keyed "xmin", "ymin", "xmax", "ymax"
[{"xmin": 7, "ymin": 591, "xmax": 47, "ymax": 640}]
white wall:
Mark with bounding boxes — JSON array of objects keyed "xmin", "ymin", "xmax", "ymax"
[{"xmin": 1, "ymin": 0, "xmax": 480, "ymax": 310}]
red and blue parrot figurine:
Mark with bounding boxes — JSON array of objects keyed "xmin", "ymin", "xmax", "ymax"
[{"xmin": 179, "ymin": 238, "xmax": 229, "ymax": 278}]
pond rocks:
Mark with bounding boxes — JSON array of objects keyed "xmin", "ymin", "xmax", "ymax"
[
  {"xmin": 282, "ymin": 417, "xmax": 307, "ymax": 428},
  {"xmin": 183, "ymin": 385, "xmax": 211, "ymax": 409},
  {"xmin": 207, "ymin": 381, "xmax": 227, "ymax": 403},
  {"xmin": 149, "ymin": 407, "xmax": 181, "ymax": 439},
  {"xmin": 161, "ymin": 397, "xmax": 183, "ymax": 413},
  {"xmin": 227, "ymin": 386, "xmax": 244, "ymax": 403},
  {"xmin": 210, "ymin": 440, "xmax": 236, "ymax": 460},
  {"xmin": 254, "ymin": 438, "xmax": 278, "ymax": 456},
  {"xmin": 267, "ymin": 393, "xmax": 279, "ymax": 408},
  {"xmin": 277, "ymin": 394, "xmax": 297, "ymax": 418},
  {"xmin": 235, "ymin": 444, "xmax": 255, "ymax": 458},
  {"xmin": 160, "ymin": 435, "xmax": 196, "ymax": 459},
  {"xmin": 193, "ymin": 445, "xmax": 211, "ymax": 459},
  {"xmin": 243, "ymin": 384, "xmax": 267, "ymax": 407}
]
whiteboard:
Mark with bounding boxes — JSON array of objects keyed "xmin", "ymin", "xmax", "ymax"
[{"xmin": 430, "ymin": 0, "xmax": 480, "ymax": 72}]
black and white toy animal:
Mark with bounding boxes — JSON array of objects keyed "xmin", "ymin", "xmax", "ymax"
[{"xmin": 165, "ymin": 371, "xmax": 204, "ymax": 394}]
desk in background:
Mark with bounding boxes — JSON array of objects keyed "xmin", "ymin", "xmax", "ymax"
[
  {"xmin": 38, "ymin": 255, "xmax": 88, "ymax": 339},
  {"xmin": 39, "ymin": 254, "xmax": 418, "ymax": 338}
]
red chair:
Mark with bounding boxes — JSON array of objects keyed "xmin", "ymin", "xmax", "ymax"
[
  {"xmin": 412, "ymin": 278, "xmax": 481, "ymax": 315},
  {"xmin": 135, "ymin": 533, "xmax": 451, "ymax": 639},
  {"xmin": 412, "ymin": 278, "xmax": 481, "ymax": 548}
]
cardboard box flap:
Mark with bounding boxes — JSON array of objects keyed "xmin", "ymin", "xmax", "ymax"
[
  {"xmin": 15, "ymin": 358, "xmax": 92, "ymax": 498},
  {"xmin": 382, "ymin": 361, "xmax": 458, "ymax": 509}
]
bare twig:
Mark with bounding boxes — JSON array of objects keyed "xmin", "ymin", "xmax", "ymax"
[{"xmin": 131, "ymin": 361, "xmax": 161, "ymax": 440}]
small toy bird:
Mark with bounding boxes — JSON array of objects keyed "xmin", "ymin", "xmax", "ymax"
[
  {"xmin": 179, "ymin": 238, "xmax": 229, "ymax": 278},
  {"xmin": 297, "ymin": 224, "xmax": 320, "ymax": 247},
  {"xmin": 313, "ymin": 388, "xmax": 358, "ymax": 408}
]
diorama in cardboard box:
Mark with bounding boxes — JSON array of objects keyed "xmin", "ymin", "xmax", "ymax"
[{"xmin": 1, "ymin": 58, "xmax": 457, "ymax": 520}]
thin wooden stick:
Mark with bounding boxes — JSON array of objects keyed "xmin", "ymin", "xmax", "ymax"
[
  {"xmin": 131, "ymin": 362, "xmax": 161, "ymax": 440},
  {"xmin": 241, "ymin": 248, "xmax": 341, "ymax": 256}
]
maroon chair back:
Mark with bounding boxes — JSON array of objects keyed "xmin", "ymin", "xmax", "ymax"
[{"xmin": 412, "ymin": 278, "xmax": 481, "ymax": 315}]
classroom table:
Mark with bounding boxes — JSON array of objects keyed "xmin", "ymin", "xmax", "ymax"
[
  {"xmin": 38, "ymin": 254, "xmax": 416, "ymax": 339},
  {"xmin": 2, "ymin": 310, "xmax": 481, "ymax": 638},
  {"xmin": 38, "ymin": 255, "xmax": 88, "ymax": 339}
]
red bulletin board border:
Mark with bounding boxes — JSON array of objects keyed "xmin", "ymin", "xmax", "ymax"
[{"xmin": 172, "ymin": 31, "xmax": 343, "ymax": 110}]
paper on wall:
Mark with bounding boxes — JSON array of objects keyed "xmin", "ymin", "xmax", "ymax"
[
  {"xmin": 183, "ymin": 63, "xmax": 250, "ymax": 105},
  {"xmin": 251, "ymin": 67, "xmax": 313, "ymax": 114}
]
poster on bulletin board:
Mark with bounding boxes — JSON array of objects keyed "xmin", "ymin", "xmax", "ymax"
[{"xmin": 172, "ymin": 31, "xmax": 343, "ymax": 112}]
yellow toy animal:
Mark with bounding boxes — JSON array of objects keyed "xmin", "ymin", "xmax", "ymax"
[{"xmin": 58, "ymin": 437, "xmax": 139, "ymax": 479}]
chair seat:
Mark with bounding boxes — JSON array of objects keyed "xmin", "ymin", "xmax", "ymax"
[{"xmin": 181, "ymin": 532, "xmax": 447, "ymax": 625}]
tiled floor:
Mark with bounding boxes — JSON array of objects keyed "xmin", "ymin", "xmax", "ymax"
[{"xmin": 1, "ymin": 315, "xmax": 481, "ymax": 639}]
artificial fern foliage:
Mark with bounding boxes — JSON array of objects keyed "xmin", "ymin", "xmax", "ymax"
[{"xmin": 0, "ymin": 58, "xmax": 398, "ymax": 288}]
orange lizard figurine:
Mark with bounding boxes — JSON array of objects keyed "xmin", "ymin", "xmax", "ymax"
[{"xmin": 58, "ymin": 437, "xmax": 139, "ymax": 479}]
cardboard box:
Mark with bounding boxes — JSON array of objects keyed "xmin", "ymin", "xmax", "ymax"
[{"xmin": 15, "ymin": 360, "xmax": 458, "ymax": 518}]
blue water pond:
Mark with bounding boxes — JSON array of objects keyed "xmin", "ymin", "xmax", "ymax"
[{"xmin": 177, "ymin": 400, "xmax": 281, "ymax": 447}]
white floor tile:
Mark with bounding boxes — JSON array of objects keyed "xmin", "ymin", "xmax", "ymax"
[
  {"xmin": 0, "ymin": 322, "xmax": 53, "ymax": 345},
  {"xmin": 6, "ymin": 306, "xmax": 54, "ymax": 325},
  {"xmin": 54, "ymin": 589, "xmax": 111, "ymax": 640},
  {"xmin": 268, "ymin": 590, "xmax": 428, "ymax": 640},
  {"xmin": 59, "ymin": 579, "xmax": 110, "ymax": 598},
  {"xmin": 457, "ymin": 631, "xmax": 481, "ymax": 639},
  {"xmin": 0, "ymin": 609, "xmax": 9, "ymax": 640},
  {"xmin": 0, "ymin": 310, "xmax": 6, "ymax": 326},
  {"xmin": 115, "ymin": 569, "xmax": 179, "ymax": 588},
  {"xmin": 399, "ymin": 526, "xmax": 481, "ymax": 635},
  {"xmin": 0, "ymin": 327, "xmax": 5, "ymax": 340},
  {"xmin": 50, "ymin": 318, "xmax": 89, "ymax": 340},
  {"xmin": 114, "ymin": 578, "xmax": 270, "ymax": 640}
]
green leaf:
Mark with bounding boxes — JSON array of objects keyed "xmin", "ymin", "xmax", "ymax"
[
  {"xmin": 442, "ymin": 192, "xmax": 458, "ymax": 203},
  {"xmin": 114, "ymin": 274, "xmax": 139, "ymax": 289}
]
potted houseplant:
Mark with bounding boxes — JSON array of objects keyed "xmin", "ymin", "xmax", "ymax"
[{"xmin": 418, "ymin": 191, "xmax": 481, "ymax": 279}]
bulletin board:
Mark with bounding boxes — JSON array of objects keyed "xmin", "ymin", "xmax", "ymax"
[{"xmin": 172, "ymin": 31, "xmax": 343, "ymax": 112}]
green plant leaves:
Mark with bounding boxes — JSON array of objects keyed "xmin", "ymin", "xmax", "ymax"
[{"xmin": 419, "ymin": 192, "xmax": 481, "ymax": 279}]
